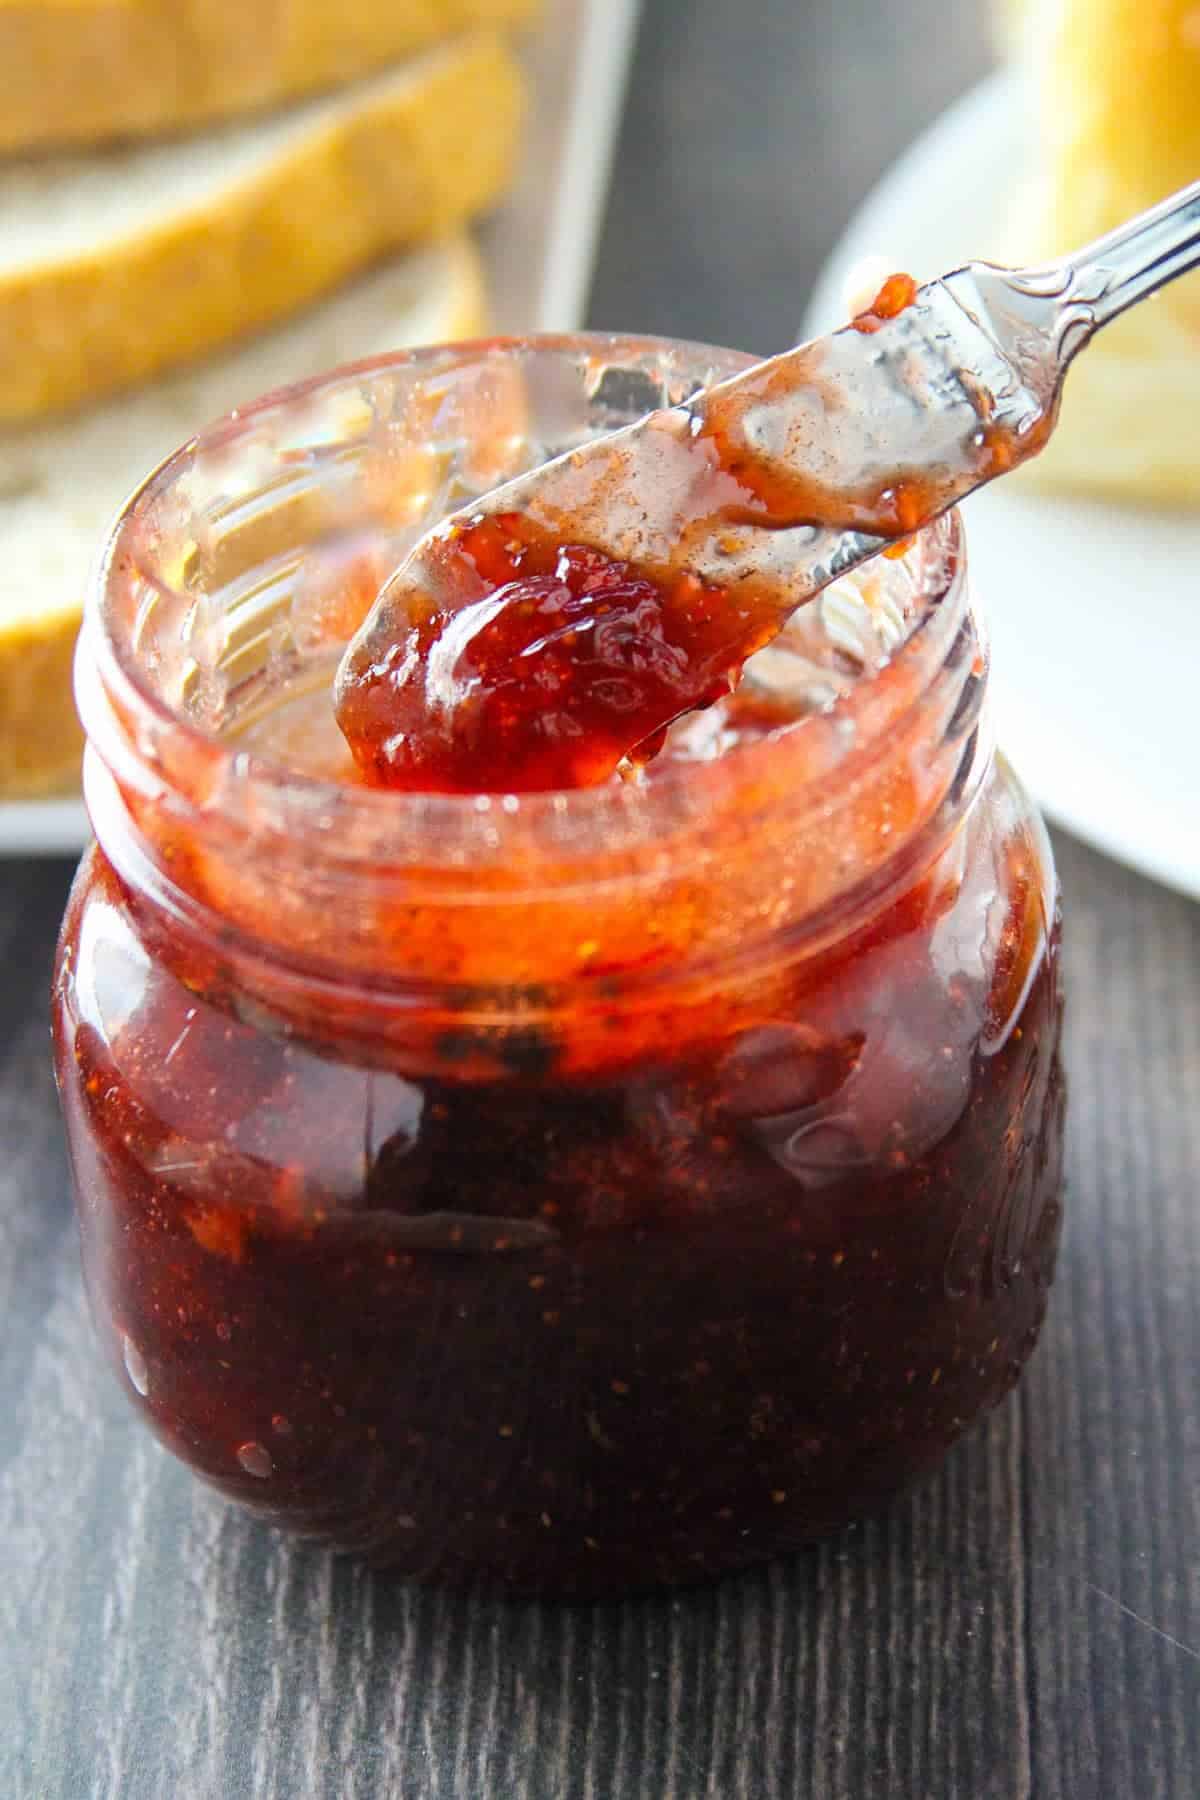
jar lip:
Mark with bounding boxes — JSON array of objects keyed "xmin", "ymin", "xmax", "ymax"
[{"xmin": 83, "ymin": 332, "xmax": 970, "ymax": 886}]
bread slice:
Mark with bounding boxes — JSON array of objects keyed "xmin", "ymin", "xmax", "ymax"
[
  {"xmin": 0, "ymin": 0, "xmax": 540, "ymax": 154},
  {"xmin": 1005, "ymin": 0, "xmax": 1200, "ymax": 505},
  {"xmin": 0, "ymin": 234, "xmax": 487, "ymax": 798},
  {"xmin": 0, "ymin": 33, "xmax": 524, "ymax": 424}
]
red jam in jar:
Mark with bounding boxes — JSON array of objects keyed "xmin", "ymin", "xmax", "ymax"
[{"xmin": 53, "ymin": 337, "xmax": 1065, "ymax": 1594}]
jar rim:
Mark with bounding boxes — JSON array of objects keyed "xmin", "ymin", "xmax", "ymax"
[{"xmin": 81, "ymin": 332, "xmax": 972, "ymax": 898}]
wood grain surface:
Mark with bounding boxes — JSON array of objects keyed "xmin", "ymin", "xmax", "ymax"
[{"xmin": 4, "ymin": 3, "xmax": 1199, "ymax": 1795}]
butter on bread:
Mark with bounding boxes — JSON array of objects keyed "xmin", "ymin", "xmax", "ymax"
[{"xmin": 0, "ymin": 236, "xmax": 488, "ymax": 799}]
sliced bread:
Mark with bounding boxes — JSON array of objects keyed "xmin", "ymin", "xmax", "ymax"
[
  {"xmin": 0, "ymin": 33, "xmax": 524, "ymax": 424},
  {"xmin": 0, "ymin": 233, "xmax": 487, "ymax": 797},
  {"xmin": 1004, "ymin": 0, "xmax": 1200, "ymax": 505},
  {"xmin": 0, "ymin": 0, "xmax": 539, "ymax": 153}
]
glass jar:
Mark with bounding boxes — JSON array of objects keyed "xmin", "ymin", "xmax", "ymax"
[{"xmin": 53, "ymin": 335, "xmax": 1065, "ymax": 1595}]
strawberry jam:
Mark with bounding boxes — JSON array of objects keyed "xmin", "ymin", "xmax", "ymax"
[
  {"xmin": 334, "ymin": 519, "xmax": 731, "ymax": 793},
  {"xmin": 53, "ymin": 337, "xmax": 1066, "ymax": 1594}
]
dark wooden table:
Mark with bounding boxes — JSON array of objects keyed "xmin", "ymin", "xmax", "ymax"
[{"xmin": 5, "ymin": 2, "xmax": 1199, "ymax": 1794}]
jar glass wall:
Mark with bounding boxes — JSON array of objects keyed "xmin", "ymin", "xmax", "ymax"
[{"xmin": 53, "ymin": 336, "xmax": 1065, "ymax": 1594}]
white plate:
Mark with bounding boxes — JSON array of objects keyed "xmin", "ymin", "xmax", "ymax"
[
  {"xmin": 805, "ymin": 72, "xmax": 1200, "ymax": 902},
  {"xmin": 2, "ymin": 0, "xmax": 642, "ymax": 858}
]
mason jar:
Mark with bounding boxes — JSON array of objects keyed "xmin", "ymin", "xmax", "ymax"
[{"xmin": 53, "ymin": 336, "xmax": 1065, "ymax": 1594}]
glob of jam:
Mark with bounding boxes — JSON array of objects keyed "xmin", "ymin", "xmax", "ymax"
[
  {"xmin": 851, "ymin": 271, "xmax": 919, "ymax": 334},
  {"xmin": 333, "ymin": 515, "xmax": 734, "ymax": 793}
]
